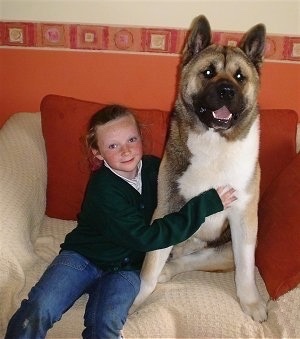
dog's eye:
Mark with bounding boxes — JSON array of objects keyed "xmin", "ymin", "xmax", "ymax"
[
  {"xmin": 235, "ymin": 70, "xmax": 246, "ymax": 82},
  {"xmin": 202, "ymin": 66, "xmax": 216, "ymax": 79}
]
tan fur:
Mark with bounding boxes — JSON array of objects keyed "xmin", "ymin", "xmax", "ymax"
[{"xmin": 130, "ymin": 15, "xmax": 268, "ymax": 322}]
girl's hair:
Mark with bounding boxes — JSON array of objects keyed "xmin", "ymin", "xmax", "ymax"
[{"xmin": 86, "ymin": 104, "xmax": 140, "ymax": 151}]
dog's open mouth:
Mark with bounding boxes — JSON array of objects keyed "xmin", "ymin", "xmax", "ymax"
[
  {"xmin": 212, "ymin": 106, "xmax": 232, "ymax": 123},
  {"xmin": 197, "ymin": 105, "xmax": 235, "ymax": 130}
]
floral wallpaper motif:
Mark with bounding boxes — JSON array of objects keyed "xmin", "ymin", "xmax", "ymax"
[{"xmin": 0, "ymin": 21, "xmax": 299, "ymax": 62}]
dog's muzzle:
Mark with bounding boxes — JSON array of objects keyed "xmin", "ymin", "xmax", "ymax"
[{"xmin": 195, "ymin": 81, "xmax": 243, "ymax": 130}]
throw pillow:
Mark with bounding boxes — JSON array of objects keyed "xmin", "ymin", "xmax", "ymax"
[
  {"xmin": 259, "ymin": 109, "xmax": 298, "ymax": 196},
  {"xmin": 40, "ymin": 94, "xmax": 169, "ymax": 220},
  {"xmin": 256, "ymin": 152, "xmax": 300, "ymax": 299}
]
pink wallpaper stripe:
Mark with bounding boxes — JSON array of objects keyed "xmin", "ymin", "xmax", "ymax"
[{"xmin": 0, "ymin": 21, "xmax": 299, "ymax": 62}]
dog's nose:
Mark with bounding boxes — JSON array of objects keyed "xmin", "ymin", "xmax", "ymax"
[{"xmin": 218, "ymin": 84, "xmax": 235, "ymax": 101}]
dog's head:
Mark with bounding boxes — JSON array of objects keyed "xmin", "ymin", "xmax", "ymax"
[{"xmin": 179, "ymin": 15, "xmax": 266, "ymax": 136}]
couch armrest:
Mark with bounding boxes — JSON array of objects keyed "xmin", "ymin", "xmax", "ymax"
[
  {"xmin": 0, "ymin": 112, "xmax": 47, "ymax": 248},
  {"xmin": 0, "ymin": 112, "xmax": 47, "ymax": 330}
]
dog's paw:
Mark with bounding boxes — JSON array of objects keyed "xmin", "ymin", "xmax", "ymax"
[
  {"xmin": 240, "ymin": 298, "xmax": 268, "ymax": 322},
  {"xmin": 128, "ymin": 302, "xmax": 139, "ymax": 315},
  {"xmin": 129, "ymin": 279, "xmax": 157, "ymax": 314}
]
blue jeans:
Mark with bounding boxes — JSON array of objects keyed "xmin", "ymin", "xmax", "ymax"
[{"xmin": 5, "ymin": 250, "xmax": 140, "ymax": 339}]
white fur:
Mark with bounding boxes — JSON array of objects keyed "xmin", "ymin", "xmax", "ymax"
[{"xmin": 178, "ymin": 118, "xmax": 259, "ymax": 203}]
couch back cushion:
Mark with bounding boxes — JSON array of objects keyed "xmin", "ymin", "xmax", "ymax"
[
  {"xmin": 256, "ymin": 152, "xmax": 300, "ymax": 299},
  {"xmin": 256, "ymin": 109, "xmax": 299, "ymax": 299},
  {"xmin": 259, "ymin": 109, "xmax": 298, "ymax": 195},
  {"xmin": 41, "ymin": 95, "xmax": 299, "ymax": 299},
  {"xmin": 41, "ymin": 95, "xmax": 298, "ymax": 221},
  {"xmin": 41, "ymin": 94, "xmax": 169, "ymax": 220}
]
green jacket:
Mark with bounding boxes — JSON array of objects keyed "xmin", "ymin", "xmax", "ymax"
[{"xmin": 61, "ymin": 155, "xmax": 223, "ymax": 271}]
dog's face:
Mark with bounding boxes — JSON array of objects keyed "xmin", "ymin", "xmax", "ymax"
[{"xmin": 179, "ymin": 16, "xmax": 266, "ymax": 138}]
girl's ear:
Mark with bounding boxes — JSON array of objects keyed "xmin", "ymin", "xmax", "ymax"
[{"xmin": 92, "ymin": 148, "xmax": 104, "ymax": 161}]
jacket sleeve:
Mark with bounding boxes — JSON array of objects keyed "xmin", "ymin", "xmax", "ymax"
[
  {"xmin": 84, "ymin": 180, "xmax": 224, "ymax": 252},
  {"xmin": 147, "ymin": 189, "xmax": 223, "ymax": 250}
]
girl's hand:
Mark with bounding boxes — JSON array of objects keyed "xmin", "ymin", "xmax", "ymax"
[{"xmin": 216, "ymin": 186, "xmax": 237, "ymax": 209}]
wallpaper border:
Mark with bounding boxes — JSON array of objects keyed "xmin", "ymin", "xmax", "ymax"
[{"xmin": 0, "ymin": 21, "xmax": 299, "ymax": 62}]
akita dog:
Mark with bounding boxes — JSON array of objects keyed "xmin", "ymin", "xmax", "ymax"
[{"xmin": 131, "ymin": 15, "xmax": 267, "ymax": 322}]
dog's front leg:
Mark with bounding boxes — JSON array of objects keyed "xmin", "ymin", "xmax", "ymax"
[
  {"xmin": 229, "ymin": 207, "xmax": 268, "ymax": 322},
  {"xmin": 129, "ymin": 246, "xmax": 172, "ymax": 314}
]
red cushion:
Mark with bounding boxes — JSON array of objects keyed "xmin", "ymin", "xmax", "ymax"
[
  {"xmin": 256, "ymin": 152, "xmax": 300, "ymax": 299},
  {"xmin": 259, "ymin": 109, "xmax": 298, "ymax": 196},
  {"xmin": 41, "ymin": 94, "xmax": 169, "ymax": 220}
]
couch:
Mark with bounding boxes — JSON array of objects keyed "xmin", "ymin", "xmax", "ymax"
[{"xmin": 0, "ymin": 94, "xmax": 300, "ymax": 338}]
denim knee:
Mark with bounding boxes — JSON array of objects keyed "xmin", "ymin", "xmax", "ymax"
[
  {"xmin": 83, "ymin": 270, "xmax": 140, "ymax": 339},
  {"xmin": 5, "ymin": 295, "xmax": 56, "ymax": 339}
]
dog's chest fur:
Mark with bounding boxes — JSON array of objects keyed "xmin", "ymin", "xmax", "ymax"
[{"xmin": 177, "ymin": 118, "xmax": 259, "ymax": 203}]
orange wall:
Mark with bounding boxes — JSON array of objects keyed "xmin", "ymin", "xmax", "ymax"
[{"xmin": 1, "ymin": 48, "xmax": 299, "ymax": 127}]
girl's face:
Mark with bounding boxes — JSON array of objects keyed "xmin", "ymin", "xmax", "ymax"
[{"xmin": 93, "ymin": 115, "xmax": 143, "ymax": 179}]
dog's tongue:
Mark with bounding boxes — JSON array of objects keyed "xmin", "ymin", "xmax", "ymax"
[{"xmin": 212, "ymin": 106, "xmax": 232, "ymax": 120}]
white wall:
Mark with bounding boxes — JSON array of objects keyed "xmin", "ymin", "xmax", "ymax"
[{"xmin": 1, "ymin": 0, "xmax": 300, "ymax": 35}]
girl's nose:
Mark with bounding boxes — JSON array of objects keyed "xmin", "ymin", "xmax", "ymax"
[{"xmin": 121, "ymin": 145, "xmax": 130, "ymax": 155}]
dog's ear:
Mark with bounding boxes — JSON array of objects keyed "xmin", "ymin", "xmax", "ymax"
[
  {"xmin": 182, "ymin": 15, "xmax": 212, "ymax": 66},
  {"xmin": 239, "ymin": 24, "xmax": 266, "ymax": 71}
]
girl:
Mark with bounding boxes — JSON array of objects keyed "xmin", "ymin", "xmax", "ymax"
[{"xmin": 5, "ymin": 105, "xmax": 236, "ymax": 339}]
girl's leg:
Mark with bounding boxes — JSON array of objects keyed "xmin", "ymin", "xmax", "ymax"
[
  {"xmin": 83, "ymin": 270, "xmax": 140, "ymax": 339},
  {"xmin": 5, "ymin": 251, "xmax": 100, "ymax": 339}
]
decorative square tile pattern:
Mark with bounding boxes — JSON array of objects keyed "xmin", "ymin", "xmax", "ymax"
[
  {"xmin": 142, "ymin": 29, "xmax": 180, "ymax": 53},
  {"xmin": 284, "ymin": 37, "xmax": 300, "ymax": 61},
  {"xmin": 150, "ymin": 33, "xmax": 167, "ymax": 50},
  {"xmin": 37, "ymin": 23, "xmax": 69, "ymax": 48},
  {"xmin": 9, "ymin": 27, "xmax": 24, "ymax": 43},
  {"xmin": 3, "ymin": 22, "xmax": 35, "ymax": 46},
  {"xmin": 0, "ymin": 20, "xmax": 299, "ymax": 64},
  {"xmin": 291, "ymin": 42, "xmax": 300, "ymax": 58},
  {"xmin": 107, "ymin": 27, "xmax": 141, "ymax": 52},
  {"xmin": 70, "ymin": 25, "xmax": 108, "ymax": 50},
  {"xmin": 114, "ymin": 29, "xmax": 134, "ymax": 50}
]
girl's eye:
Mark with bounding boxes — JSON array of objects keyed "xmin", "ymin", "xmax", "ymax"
[
  {"xmin": 129, "ymin": 137, "xmax": 138, "ymax": 143},
  {"xmin": 108, "ymin": 144, "xmax": 117, "ymax": 149}
]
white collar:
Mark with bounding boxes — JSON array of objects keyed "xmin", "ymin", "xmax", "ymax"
[{"xmin": 104, "ymin": 160, "xmax": 143, "ymax": 194}]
